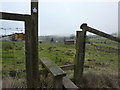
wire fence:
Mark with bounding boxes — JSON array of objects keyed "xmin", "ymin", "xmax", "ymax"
[
  {"xmin": 1, "ymin": 27, "xmax": 26, "ymax": 78},
  {"xmin": 84, "ymin": 34, "xmax": 118, "ymax": 74}
]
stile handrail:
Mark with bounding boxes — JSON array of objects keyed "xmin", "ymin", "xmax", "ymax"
[{"xmin": 80, "ymin": 23, "xmax": 120, "ymax": 43}]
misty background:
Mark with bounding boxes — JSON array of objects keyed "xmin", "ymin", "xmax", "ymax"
[{"xmin": 0, "ymin": 0, "xmax": 118, "ymax": 39}]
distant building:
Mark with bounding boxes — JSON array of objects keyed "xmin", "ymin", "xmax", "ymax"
[
  {"xmin": 14, "ymin": 33, "xmax": 25, "ymax": 41},
  {"xmin": 1, "ymin": 33, "xmax": 25, "ymax": 41},
  {"xmin": 111, "ymin": 33, "xmax": 118, "ymax": 37},
  {"xmin": 64, "ymin": 39, "xmax": 75, "ymax": 45}
]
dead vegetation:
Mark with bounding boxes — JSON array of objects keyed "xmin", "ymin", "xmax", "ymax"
[
  {"xmin": 2, "ymin": 71, "xmax": 119, "ymax": 89},
  {"xmin": 2, "ymin": 77, "xmax": 27, "ymax": 88},
  {"xmin": 79, "ymin": 71, "xmax": 119, "ymax": 88}
]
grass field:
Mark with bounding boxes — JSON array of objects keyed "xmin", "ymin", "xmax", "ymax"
[{"xmin": 1, "ymin": 37, "xmax": 119, "ymax": 88}]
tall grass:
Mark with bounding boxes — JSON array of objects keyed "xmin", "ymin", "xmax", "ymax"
[
  {"xmin": 2, "ymin": 77, "xmax": 26, "ymax": 88},
  {"xmin": 80, "ymin": 71, "xmax": 119, "ymax": 88}
]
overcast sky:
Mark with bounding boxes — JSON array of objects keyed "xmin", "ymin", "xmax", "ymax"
[{"xmin": 0, "ymin": 0, "xmax": 119, "ymax": 36}]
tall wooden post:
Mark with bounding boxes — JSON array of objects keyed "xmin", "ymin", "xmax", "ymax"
[
  {"xmin": 25, "ymin": 0, "xmax": 39, "ymax": 88},
  {"xmin": 74, "ymin": 27, "xmax": 86, "ymax": 85},
  {"xmin": 118, "ymin": 2, "xmax": 120, "ymax": 87}
]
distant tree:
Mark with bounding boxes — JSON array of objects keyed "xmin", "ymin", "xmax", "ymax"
[
  {"xmin": 70, "ymin": 34, "xmax": 75, "ymax": 39},
  {"xmin": 50, "ymin": 38, "xmax": 54, "ymax": 43},
  {"xmin": 64, "ymin": 37, "xmax": 66, "ymax": 42}
]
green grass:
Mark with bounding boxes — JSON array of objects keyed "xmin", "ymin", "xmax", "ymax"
[
  {"xmin": 39, "ymin": 43, "xmax": 75, "ymax": 65},
  {"xmin": 2, "ymin": 41, "xmax": 26, "ymax": 77},
  {"xmin": 1, "ymin": 38, "xmax": 118, "ymax": 78}
]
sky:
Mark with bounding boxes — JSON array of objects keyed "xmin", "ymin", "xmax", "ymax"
[{"xmin": 0, "ymin": 0, "xmax": 119, "ymax": 36}]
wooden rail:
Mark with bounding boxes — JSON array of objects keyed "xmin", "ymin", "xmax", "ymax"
[
  {"xmin": 60, "ymin": 64, "xmax": 75, "ymax": 71},
  {"xmin": 0, "ymin": 12, "xmax": 30, "ymax": 21},
  {"xmin": 60, "ymin": 64, "xmax": 90, "ymax": 71},
  {"xmin": 40, "ymin": 58, "xmax": 66, "ymax": 89},
  {"xmin": 40, "ymin": 64, "xmax": 89, "ymax": 74},
  {"xmin": 80, "ymin": 23, "xmax": 120, "ymax": 43}
]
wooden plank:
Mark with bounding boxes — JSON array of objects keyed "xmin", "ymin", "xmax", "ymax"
[
  {"xmin": 25, "ymin": 1, "xmax": 39, "ymax": 88},
  {"xmin": 80, "ymin": 23, "xmax": 120, "ymax": 43},
  {"xmin": 0, "ymin": 12, "xmax": 30, "ymax": 21},
  {"xmin": 40, "ymin": 58, "xmax": 66, "ymax": 77},
  {"xmin": 25, "ymin": 16, "xmax": 33, "ymax": 88},
  {"xmin": 40, "ymin": 64, "xmax": 89, "ymax": 74},
  {"xmin": 60, "ymin": 64, "xmax": 75, "ymax": 71},
  {"xmin": 74, "ymin": 31, "xmax": 86, "ymax": 85},
  {"xmin": 63, "ymin": 76, "xmax": 78, "ymax": 90}
]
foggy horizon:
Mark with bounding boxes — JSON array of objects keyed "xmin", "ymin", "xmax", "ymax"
[{"xmin": 0, "ymin": 0, "xmax": 118, "ymax": 36}]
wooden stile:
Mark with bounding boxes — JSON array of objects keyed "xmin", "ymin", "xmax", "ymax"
[
  {"xmin": 1, "ymin": 0, "xmax": 39, "ymax": 88},
  {"xmin": 40, "ymin": 58, "xmax": 66, "ymax": 89}
]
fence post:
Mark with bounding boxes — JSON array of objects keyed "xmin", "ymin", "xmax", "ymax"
[
  {"xmin": 25, "ymin": 0, "xmax": 39, "ymax": 88},
  {"xmin": 74, "ymin": 29, "xmax": 86, "ymax": 86},
  {"xmin": 53, "ymin": 76, "xmax": 63, "ymax": 89}
]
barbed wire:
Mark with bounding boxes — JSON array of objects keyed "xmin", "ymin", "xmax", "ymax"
[
  {"xmin": 0, "ymin": 27, "xmax": 25, "ymax": 36},
  {"xmin": 0, "ymin": 27, "xmax": 25, "ymax": 31}
]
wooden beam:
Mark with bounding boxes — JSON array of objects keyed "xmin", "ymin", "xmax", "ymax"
[
  {"xmin": 60, "ymin": 64, "xmax": 75, "ymax": 71},
  {"xmin": 74, "ymin": 31, "xmax": 86, "ymax": 86},
  {"xmin": 25, "ymin": 16, "xmax": 33, "ymax": 88},
  {"xmin": 80, "ymin": 23, "xmax": 120, "ymax": 43},
  {"xmin": 0, "ymin": 12, "xmax": 30, "ymax": 21},
  {"xmin": 40, "ymin": 58, "xmax": 66, "ymax": 77},
  {"xmin": 25, "ymin": 0, "xmax": 39, "ymax": 88},
  {"xmin": 60, "ymin": 64, "xmax": 90, "ymax": 71},
  {"xmin": 31, "ymin": 1, "xmax": 39, "ymax": 88}
]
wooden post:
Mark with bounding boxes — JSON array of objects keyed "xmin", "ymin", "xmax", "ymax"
[
  {"xmin": 53, "ymin": 76, "xmax": 63, "ymax": 89},
  {"xmin": 118, "ymin": 2, "xmax": 120, "ymax": 86},
  {"xmin": 25, "ymin": 0, "xmax": 39, "ymax": 88},
  {"xmin": 74, "ymin": 30, "xmax": 86, "ymax": 85}
]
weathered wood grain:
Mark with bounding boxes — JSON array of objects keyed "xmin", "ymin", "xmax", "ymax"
[
  {"xmin": 0, "ymin": 12, "xmax": 30, "ymax": 21},
  {"xmin": 25, "ymin": 1, "xmax": 39, "ymax": 88},
  {"xmin": 80, "ymin": 23, "xmax": 120, "ymax": 43},
  {"xmin": 74, "ymin": 31, "xmax": 86, "ymax": 85},
  {"xmin": 40, "ymin": 58, "xmax": 66, "ymax": 89},
  {"xmin": 40, "ymin": 58, "xmax": 66, "ymax": 77}
]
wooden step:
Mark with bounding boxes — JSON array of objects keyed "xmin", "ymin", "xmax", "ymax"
[{"xmin": 63, "ymin": 76, "xmax": 79, "ymax": 90}]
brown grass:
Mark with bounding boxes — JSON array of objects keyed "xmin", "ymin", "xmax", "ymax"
[
  {"xmin": 2, "ymin": 74, "xmax": 53, "ymax": 89},
  {"xmin": 2, "ymin": 77, "xmax": 27, "ymax": 88},
  {"xmin": 2, "ymin": 71, "xmax": 119, "ymax": 89},
  {"xmin": 79, "ymin": 71, "xmax": 119, "ymax": 88}
]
